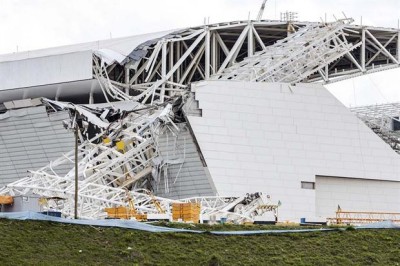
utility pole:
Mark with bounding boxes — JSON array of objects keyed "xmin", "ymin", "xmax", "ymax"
[{"xmin": 74, "ymin": 121, "xmax": 79, "ymax": 219}]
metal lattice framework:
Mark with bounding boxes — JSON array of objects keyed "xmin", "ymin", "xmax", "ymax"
[
  {"xmin": 181, "ymin": 193, "xmax": 278, "ymax": 223},
  {"xmin": 212, "ymin": 19, "xmax": 360, "ymax": 82},
  {"xmin": 0, "ymin": 100, "xmax": 178, "ymax": 218},
  {"xmin": 1, "ymin": 98, "xmax": 277, "ymax": 221},
  {"xmin": 351, "ymin": 103, "xmax": 400, "ymax": 153},
  {"xmin": 88, "ymin": 19, "xmax": 399, "ymax": 106}
]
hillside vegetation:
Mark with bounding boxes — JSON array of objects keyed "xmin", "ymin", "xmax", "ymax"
[{"xmin": 0, "ymin": 219, "xmax": 399, "ymax": 265}]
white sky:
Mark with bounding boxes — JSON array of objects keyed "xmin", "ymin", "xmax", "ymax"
[{"xmin": 0, "ymin": 0, "xmax": 399, "ymax": 106}]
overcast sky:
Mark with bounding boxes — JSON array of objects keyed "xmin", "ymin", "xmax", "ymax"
[{"xmin": 0, "ymin": 0, "xmax": 399, "ymax": 106}]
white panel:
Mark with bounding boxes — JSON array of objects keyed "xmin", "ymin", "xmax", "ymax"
[
  {"xmin": 0, "ymin": 30, "xmax": 176, "ymax": 62},
  {"xmin": 0, "ymin": 51, "xmax": 92, "ymax": 90},
  {"xmin": 316, "ymin": 176, "xmax": 400, "ymax": 218},
  {"xmin": 188, "ymin": 81, "xmax": 400, "ymax": 222}
]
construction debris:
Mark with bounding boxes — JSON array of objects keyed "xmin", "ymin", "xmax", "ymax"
[
  {"xmin": 351, "ymin": 103, "xmax": 400, "ymax": 153},
  {"xmin": 212, "ymin": 19, "xmax": 358, "ymax": 83},
  {"xmin": 0, "ymin": 19, "xmax": 370, "ymax": 223}
]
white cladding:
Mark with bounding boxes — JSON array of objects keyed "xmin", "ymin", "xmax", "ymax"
[
  {"xmin": 0, "ymin": 51, "xmax": 93, "ymax": 91},
  {"xmin": 188, "ymin": 81, "xmax": 400, "ymax": 221},
  {"xmin": 0, "ymin": 30, "xmax": 176, "ymax": 101},
  {"xmin": 315, "ymin": 176, "xmax": 400, "ymax": 218},
  {"xmin": 0, "ymin": 30, "xmax": 175, "ymax": 63}
]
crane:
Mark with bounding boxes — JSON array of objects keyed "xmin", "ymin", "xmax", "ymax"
[{"xmin": 256, "ymin": 0, "xmax": 268, "ymax": 21}]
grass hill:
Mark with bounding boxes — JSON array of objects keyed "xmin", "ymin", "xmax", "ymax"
[{"xmin": 0, "ymin": 219, "xmax": 399, "ymax": 265}]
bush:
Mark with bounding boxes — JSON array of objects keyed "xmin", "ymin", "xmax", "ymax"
[
  {"xmin": 346, "ymin": 226, "xmax": 355, "ymax": 231},
  {"xmin": 208, "ymin": 254, "xmax": 222, "ymax": 266}
]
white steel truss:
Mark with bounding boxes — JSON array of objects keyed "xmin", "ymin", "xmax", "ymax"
[
  {"xmin": 89, "ymin": 19, "xmax": 399, "ymax": 106},
  {"xmin": 211, "ymin": 19, "xmax": 360, "ymax": 83},
  {"xmin": 0, "ymin": 99, "xmax": 179, "ymax": 218},
  {"xmin": 0, "ymin": 98, "xmax": 277, "ymax": 222},
  {"xmin": 351, "ymin": 103, "xmax": 400, "ymax": 153},
  {"xmin": 181, "ymin": 193, "xmax": 279, "ymax": 223}
]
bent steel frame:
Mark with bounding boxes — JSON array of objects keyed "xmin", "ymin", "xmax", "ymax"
[
  {"xmin": 93, "ymin": 19, "xmax": 399, "ymax": 106},
  {"xmin": 351, "ymin": 103, "xmax": 400, "ymax": 153}
]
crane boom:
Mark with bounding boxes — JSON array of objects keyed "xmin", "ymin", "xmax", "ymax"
[{"xmin": 256, "ymin": 0, "xmax": 268, "ymax": 21}]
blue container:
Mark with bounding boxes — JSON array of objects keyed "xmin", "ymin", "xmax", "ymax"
[
  {"xmin": 41, "ymin": 211, "xmax": 62, "ymax": 217},
  {"xmin": 300, "ymin": 218, "xmax": 306, "ymax": 223}
]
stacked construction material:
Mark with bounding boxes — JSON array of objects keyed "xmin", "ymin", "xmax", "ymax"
[
  {"xmin": 172, "ymin": 203, "xmax": 200, "ymax": 223},
  {"xmin": 0, "ymin": 196, "xmax": 13, "ymax": 205},
  {"xmin": 104, "ymin": 207, "xmax": 147, "ymax": 221}
]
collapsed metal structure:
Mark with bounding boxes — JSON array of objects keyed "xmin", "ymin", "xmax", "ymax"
[
  {"xmin": 351, "ymin": 103, "xmax": 400, "ymax": 153},
  {"xmin": 1, "ymin": 18, "xmax": 400, "ymax": 221},
  {"xmin": 90, "ymin": 18, "xmax": 399, "ymax": 105}
]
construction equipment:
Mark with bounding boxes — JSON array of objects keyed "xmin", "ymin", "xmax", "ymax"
[{"xmin": 256, "ymin": 0, "xmax": 268, "ymax": 21}]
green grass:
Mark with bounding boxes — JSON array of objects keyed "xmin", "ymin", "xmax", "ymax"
[
  {"xmin": 151, "ymin": 221, "xmax": 332, "ymax": 231},
  {"xmin": 0, "ymin": 219, "xmax": 399, "ymax": 265}
]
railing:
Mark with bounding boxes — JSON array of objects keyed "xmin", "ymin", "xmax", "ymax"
[{"xmin": 327, "ymin": 210, "xmax": 400, "ymax": 225}]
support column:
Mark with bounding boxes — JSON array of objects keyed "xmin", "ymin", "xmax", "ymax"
[
  {"xmin": 124, "ymin": 66, "xmax": 130, "ymax": 95},
  {"xmin": 211, "ymin": 32, "xmax": 217, "ymax": 74},
  {"xmin": 248, "ymin": 22, "xmax": 254, "ymax": 57},
  {"xmin": 361, "ymin": 28, "xmax": 366, "ymax": 71},
  {"xmin": 161, "ymin": 40, "xmax": 167, "ymax": 102},
  {"xmin": 325, "ymin": 65, "xmax": 329, "ymax": 81},
  {"xmin": 397, "ymin": 30, "xmax": 400, "ymax": 64},
  {"xmin": 205, "ymin": 28, "xmax": 210, "ymax": 79},
  {"xmin": 176, "ymin": 42, "xmax": 181, "ymax": 82},
  {"xmin": 169, "ymin": 41, "xmax": 174, "ymax": 95}
]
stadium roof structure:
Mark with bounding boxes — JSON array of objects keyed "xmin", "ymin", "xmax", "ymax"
[{"xmin": 0, "ymin": 18, "xmax": 399, "ymax": 105}]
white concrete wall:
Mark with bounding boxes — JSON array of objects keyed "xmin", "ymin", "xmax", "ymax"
[
  {"xmin": 316, "ymin": 176, "xmax": 400, "ymax": 218},
  {"xmin": 188, "ymin": 81, "xmax": 400, "ymax": 221},
  {"xmin": 0, "ymin": 51, "xmax": 92, "ymax": 91}
]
